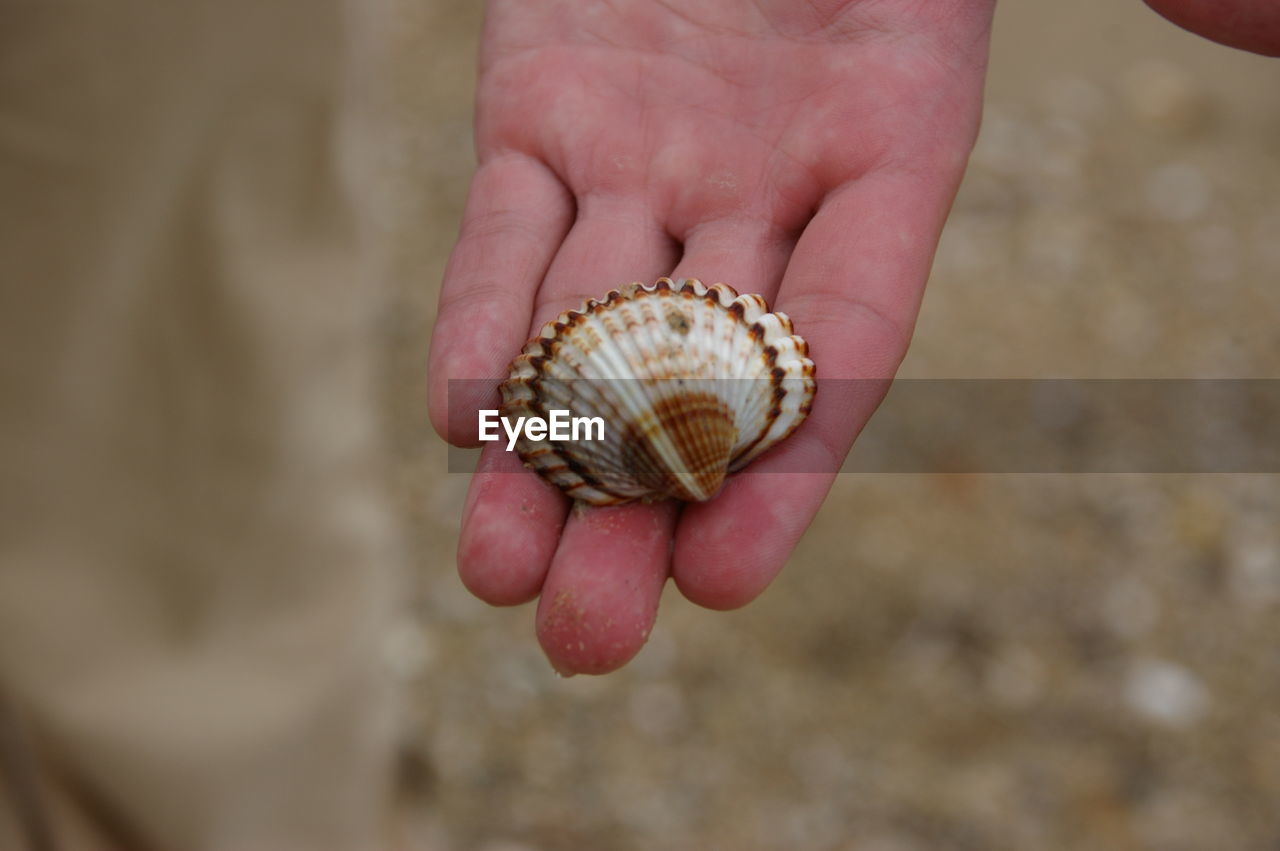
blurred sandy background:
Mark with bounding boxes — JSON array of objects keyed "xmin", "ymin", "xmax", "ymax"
[{"xmin": 391, "ymin": 2, "xmax": 1280, "ymax": 849}]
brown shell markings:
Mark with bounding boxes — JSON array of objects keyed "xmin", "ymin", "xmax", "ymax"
[{"xmin": 499, "ymin": 278, "xmax": 816, "ymax": 505}]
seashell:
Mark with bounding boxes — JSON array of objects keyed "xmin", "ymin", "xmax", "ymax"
[{"xmin": 499, "ymin": 278, "xmax": 816, "ymax": 505}]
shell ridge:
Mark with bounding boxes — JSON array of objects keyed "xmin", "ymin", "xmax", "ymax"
[
  {"xmin": 507, "ymin": 316, "xmax": 641, "ymax": 503},
  {"xmin": 571, "ymin": 320, "xmax": 664, "ymax": 497},
  {"xmin": 665, "ymin": 284, "xmax": 742, "ymax": 497},
  {"xmin": 634, "ymin": 287, "xmax": 732, "ymax": 499},
  {"xmin": 595, "ymin": 293, "xmax": 700, "ymax": 498},
  {"xmin": 498, "ymin": 278, "xmax": 816, "ymax": 504}
]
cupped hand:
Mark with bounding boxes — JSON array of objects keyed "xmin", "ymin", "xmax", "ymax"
[{"xmin": 428, "ymin": 0, "xmax": 993, "ymax": 674}]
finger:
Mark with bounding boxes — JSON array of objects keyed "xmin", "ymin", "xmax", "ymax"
[
  {"xmin": 671, "ymin": 385, "xmax": 884, "ymax": 609},
  {"xmin": 520, "ymin": 192, "xmax": 680, "ymax": 673},
  {"xmin": 1143, "ymin": 0, "xmax": 1280, "ymax": 56},
  {"xmin": 536, "ymin": 501, "xmax": 679, "ymax": 675},
  {"xmin": 674, "ymin": 172, "xmax": 954, "ymax": 608},
  {"xmin": 528, "ymin": 191, "xmax": 679, "ymax": 330},
  {"xmin": 526, "ymin": 206, "xmax": 787, "ymax": 664},
  {"xmin": 773, "ymin": 171, "xmax": 945, "ymax": 381},
  {"xmin": 459, "ymin": 193, "xmax": 676, "ymax": 609},
  {"xmin": 457, "ymin": 441, "xmax": 568, "ymax": 606},
  {"xmin": 428, "ymin": 154, "xmax": 573, "ymax": 446},
  {"xmin": 669, "ymin": 215, "xmax": 796, "ymax": 302},
  {"xmin": 660, "ymin": 214, "xmax": 804, "ymax": 610}
]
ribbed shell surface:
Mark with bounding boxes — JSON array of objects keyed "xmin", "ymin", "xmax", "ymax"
[{"xmin": 499, "ymin": 278, "xmax": 816, "ymax": 505}]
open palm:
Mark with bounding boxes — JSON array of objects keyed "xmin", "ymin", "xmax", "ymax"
[{"xmin": 428, "ymin": 0, "xmax": 993, "ymax": 674}]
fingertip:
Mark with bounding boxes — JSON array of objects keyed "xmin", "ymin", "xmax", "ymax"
[
  {"xmin": 670, "ymin": 543, "xmax": 764, "ymax": 611},
  {"xmin": 535, "ymin": 503, "xmax": 677, "ymax": 676},
  {"xmin": 536, "ymin": 585, "xmax": 654, "ymax": 675},
  {"xmin": 458, "ymin": 525, "xmax": 549, "ymax": 606},
  {"xmin": 457, "ymin": 449, "xmax": 567, "ymax": 606},
  {"xmin": 671, "ymin": 494, "xmax": 782, "ymax": 611},
  {"xmin": 673, "ymin": 467, "xmax": 836, "ymax": 611}
]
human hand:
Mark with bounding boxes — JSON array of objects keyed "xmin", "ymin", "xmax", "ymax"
[{"xmin": 428, "ymin": 0, "xmax": 994, "ymax": 674}]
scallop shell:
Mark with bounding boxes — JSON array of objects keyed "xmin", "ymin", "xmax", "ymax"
[{"xmin": 499, "ymin": 277, "xmax": 816, "ymax": 505}]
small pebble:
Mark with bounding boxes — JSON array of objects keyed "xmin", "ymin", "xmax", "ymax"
[
  {"xmin": 1120, "ymin": 59, "xmax": 1209, "ymax": 133},
  {"xmin": 1145, "ymin": 163, "xmax": 1211, "ymax": 222},
  {"xmin": 1124, "ymin": 659, "xmax": 1210, "ymax": 727}
]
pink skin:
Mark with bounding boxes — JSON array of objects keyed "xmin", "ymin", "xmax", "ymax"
[
  {"xmin": 429, "ymin": 0, "xmax": 995, "ymax": 675},
  {"xmin": 1142, "ymin": 0, "xmax": 1280, "ymax": 56},
  {"xmin": 430, "ymin": 0, "xmax": 1276, "ymax": 675}
]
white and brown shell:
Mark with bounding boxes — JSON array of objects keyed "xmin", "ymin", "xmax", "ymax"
[{"xmin": 499, "ymin": 277, "xmax": 816, "ymax": 505}]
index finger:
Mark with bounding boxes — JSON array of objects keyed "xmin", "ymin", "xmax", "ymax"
[{"xmin": 427, "ymin": 154, "xmax": 573, "ymax": 445}]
